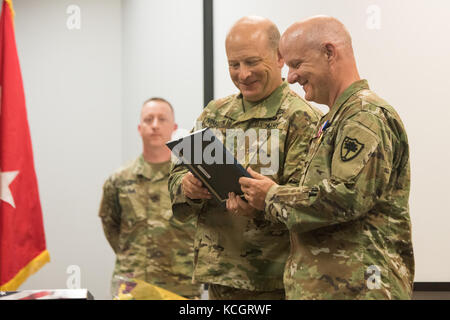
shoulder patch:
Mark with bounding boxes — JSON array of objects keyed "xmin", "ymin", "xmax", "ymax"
[
  {"xmin": 340, "ymin": 137, "xmax": 364, "ymax": 162},
  {"xmin": 332, "ymin": 122, "xmax": 380, "ymax": 181}
]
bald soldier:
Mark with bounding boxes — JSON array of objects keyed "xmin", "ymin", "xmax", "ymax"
[
  {"xmin": 238, "ymin": 16, "xmax": 414, "ymax": 299},
  {"xmin": 99, "ymin": 98, "xmax": 202, "ymax": 299},
  {"xmin": 168, "ymin": 17, "xmax": 321, "ymax": 300}
]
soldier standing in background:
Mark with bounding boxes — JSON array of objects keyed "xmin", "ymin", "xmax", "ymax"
[
  {"xmin": 169, "ymin": 16, "xmax": 322, "ymax": 300},
  {"xmin": 99, "ymin": 98, "xmax": 202, "ymax": 299},
  {"xmin": 238, "ymin": 16, "xmax": 414, "ymax": 299}
]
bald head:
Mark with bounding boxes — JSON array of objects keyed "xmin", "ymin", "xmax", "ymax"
[
  {"xmin": 224, "ymin": 16, "xmax": 284, "ymax": 102},
  {"xmin": 226, "ymin": 16, "xmax": 280, "ymax": 54},
  {"xmin": 282, "ymin": 15, "xmax": 353, "ymax": 53},
  {"xmin": 280, "ymin": 16, "xmax": 360, "ymax": 107}
]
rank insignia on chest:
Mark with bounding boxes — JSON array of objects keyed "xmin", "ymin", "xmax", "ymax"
[{"xmin": 341, "ymin": 137, "xmax": 364, "ymax": 162}]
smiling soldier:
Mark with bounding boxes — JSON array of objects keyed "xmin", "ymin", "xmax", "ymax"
[
  {"xmin": 238, "ymin": 16, "xmax": 415, "ymax": 300},
  {"xmin": 168, "ymin": 16, "xmax": 322, "ymax": 300}
]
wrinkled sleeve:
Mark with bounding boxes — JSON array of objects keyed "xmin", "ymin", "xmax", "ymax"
[
  {"xmin": 265, "ymin": 116, "xmax": 393, "ymax": 233},
  {"xmin": 280, "ymin": 106, "xmax": 322, "ymax": 186},
  {"xmin": 99, "ymin": 177, "xmax": 121, "ymax": 253}
]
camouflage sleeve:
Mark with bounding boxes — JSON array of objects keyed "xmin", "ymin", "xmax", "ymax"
[
  {"xmin": 99, "ymin": 177, "xmax": 121, "ymax": 253},
  {"xmin": 280, "ymin": 106, "xmax": 322, "ymax": 186},
  {"xmin": 168, "ymin": 104, "xmax": 215, "ymax": 222},
  {"xmin": 168, "ymin": 161, "xmax": 206, "ymax": 222},
  {"xmin": 265, "ymin": 113, "xmax": 395, "ymax": 233}
]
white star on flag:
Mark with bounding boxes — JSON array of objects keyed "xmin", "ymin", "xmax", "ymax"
[{"xmin": 0, "ymin": 170, "xmax": 19, "ymax": 208}]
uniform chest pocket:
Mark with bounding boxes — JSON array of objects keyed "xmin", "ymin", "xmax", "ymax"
[
  {"xmin": 322, "ymin": 126, "xmax": 336, "ymax": 146},
  {"xmin": 118, "ymin": 189, "xmax": 148, "ymax": 227},
  {"xmin": 157, "ymin": 192, "xmax": 177, "ymax": 221},
  {"xmin": 303, "ymin": 126, "xmax": 336, "ymax": 176}
]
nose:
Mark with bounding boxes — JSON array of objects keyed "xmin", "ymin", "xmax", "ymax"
[
  {"xmin": 287, "ymin": 68, "xmax": 299, "ymax": 84},
  {"xmin": 151, "ymin": 118, "xmax": 160, "ymax": 129},
  {"xmin": 238, "ymin": 64, "xmax": 252, "ymax": 82}
]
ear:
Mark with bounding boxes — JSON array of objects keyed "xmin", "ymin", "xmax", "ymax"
[
  {"xmin": 173, "ymin": 123, "xmax": 178, "ymax": 133},
  {"xmin": 277, "ymin": 49, "xmax": 285, "ymax": 68},
  {"xmin": 138, "ymin": 123, "xmax": 143, "ymax": 136},
  {"xmin": 323, "ymin": 43, "xmax": 337, "ymax": 63}
]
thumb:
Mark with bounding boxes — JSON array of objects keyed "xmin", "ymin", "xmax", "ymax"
[{"xmin": 247, "ymin": 167, "xmax": 265, "ymax": 180}]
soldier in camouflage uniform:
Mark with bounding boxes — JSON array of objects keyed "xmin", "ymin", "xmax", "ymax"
[
  {"xmin": 168, "ymin": 17, "xmax": 322, "ymax": 300},
  {"xmin": 99, "ymin": 98, "xmax": 202, "ymax": 299},
  {"xmin": 239, "ymin": 16, "xmax": 414, "ymax": 299}
]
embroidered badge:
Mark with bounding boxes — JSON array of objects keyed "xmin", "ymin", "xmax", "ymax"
[{"xmin": 341, "ymin": 137, "xmax": 364, "ymax": 162}]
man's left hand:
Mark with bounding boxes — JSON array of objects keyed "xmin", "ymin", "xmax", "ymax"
[{"xmin": 239, "ymin": 167, "xmax": 277, "ymax": 211}]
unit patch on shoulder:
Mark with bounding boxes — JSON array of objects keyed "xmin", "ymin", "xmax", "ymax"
[{"xmin": 340, "ymin": 137, "xmax": 364, "ymax": 162}]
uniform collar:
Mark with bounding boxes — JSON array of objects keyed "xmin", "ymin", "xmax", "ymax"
[
  {"xmin": 324, "ymin": 79, "xmax": 370, "ymax": 124},
  {"xmin": 133, "ymin": 154, "xmax": 170, "ymax": 182},
  {"xmin": 224, "ymin": 81, "xmax": 289, "ymax": 123}
]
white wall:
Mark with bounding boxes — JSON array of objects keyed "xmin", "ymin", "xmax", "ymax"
[
  {"xmin": 214, "ymin": 0, "xmax": 450, "ymax": 281},
  {"xmin": 14, "ymin": 0, "xmax": 122, "ymax": 299},
  {"xmin": 121, "ymin": 0, "xmax": 203, "ymax": 162}
]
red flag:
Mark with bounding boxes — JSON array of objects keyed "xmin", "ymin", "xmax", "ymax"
[{"xmin": 0, "ymin": 0, "xmax": 49, "ymax": 291}]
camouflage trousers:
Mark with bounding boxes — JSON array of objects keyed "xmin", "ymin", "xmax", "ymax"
[{"xmin": 208, "ymin": 284, "xmax": 285, "ymax": 300}]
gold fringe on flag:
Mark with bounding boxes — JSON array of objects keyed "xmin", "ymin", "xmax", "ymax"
[{"xmin": 0, "ymin": 250, "xmax": 50, "ymax": 291}]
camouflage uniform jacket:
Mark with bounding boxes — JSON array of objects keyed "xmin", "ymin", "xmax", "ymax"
[
  {"xmin": 169, "ymin": 81, "xmax": 322, "ymax": 291},
  {"xmin": 99, "ymin": 155, "xmax": 201, "ymax": 298},
  {"xmin": 265, "ymin": 80, "xmax": 414, "ymax": 299}
]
